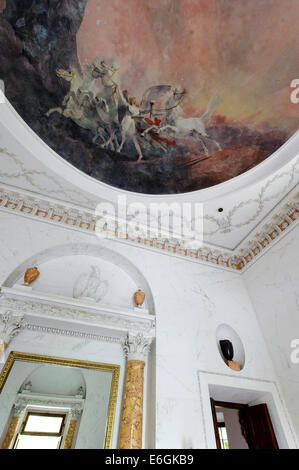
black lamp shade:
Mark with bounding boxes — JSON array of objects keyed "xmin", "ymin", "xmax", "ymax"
[{"xmin": 220, "ymin": 339, "xmax": 234, "ymax": 361}]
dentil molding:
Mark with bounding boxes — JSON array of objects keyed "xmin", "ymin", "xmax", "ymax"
[{"xmin": 24, "ymin": 323, "xmax": 122, "ymax": 344}]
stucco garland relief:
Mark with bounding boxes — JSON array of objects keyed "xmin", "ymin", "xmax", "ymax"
[
  {"xmin": 202, "ymin": 158, "xmax": 299, "ymax": 236},
  {"xmin": 0, "ymin": 149, "xmax": 298, "ymax": 239},
  {"xmin": 0, "ymin": 183, "xmax": 298, "ymax": 271},
  {"xmin": 0, "ymin": 183, "xmax": 240, "ymax": 269},
  {"xmin": 0, "ymin": 147, "xmax": 98, "ymax": 208}
]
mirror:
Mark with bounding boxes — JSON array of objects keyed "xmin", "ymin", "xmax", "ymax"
[{"xmin": 0, "ymin": 352, "xmax": 119, "ymax": 449}]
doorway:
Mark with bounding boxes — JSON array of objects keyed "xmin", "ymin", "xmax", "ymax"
[{"xmin": 210, "ymin": 399, "xmax": 279, "ymax": 449}]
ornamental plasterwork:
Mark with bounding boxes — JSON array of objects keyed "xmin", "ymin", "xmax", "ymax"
[
  {"xmin": 14, "ymin": 393, "xmax": 84, "ymax": 419},
  {"xmin": 121, "ymin": 333, "xmax": 153, "ymax": 361},
  {"xmin": 236, "ymin": 200, "xmax": 299, "ymax": 270},
  {"xmin": 0, "ymin": 293, "xmax": 156, "ymax": 336},
  {"xmin": 24, "ymin": 323, "xmax": 122, "ymax": 344},
  {"xmin": 73, "ymin": 266, "xmax": 108, "ymax": 302},
  {"xmin": 0, "ymin": 183, "xmax": 298, "ymax": 272},
  {"xmin": 202, "ymin": 157, "xmax": 299, "ymax": 236},
  {"xmin": 0, "ymin": 147, "xmax": 98, "ymax": 208},
  {"xmin": 0, "ymin": 312, "xmax": 25, "ymax": 345}
]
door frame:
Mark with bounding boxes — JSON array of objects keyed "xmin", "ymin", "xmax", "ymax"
[{"xmin": 197, "ymin": 371, "xmax": 297, "ymax": 449}]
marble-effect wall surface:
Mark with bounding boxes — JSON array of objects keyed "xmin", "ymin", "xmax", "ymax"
[
  {"xmin": 243, "ymin": 225, "xmax": 299, "ymax": 440},
  {"xmin": 0, "ymin": 212, "xmax": 283, "ymax": 448}
]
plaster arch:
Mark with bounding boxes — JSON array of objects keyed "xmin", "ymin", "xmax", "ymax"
[
  {"xmin": 20, "ymin": 364, "xmax": 86, "ymax": 397},
  {"xmin": 2, "ymin": 242, "xmax": 155, "ymax": 314}
]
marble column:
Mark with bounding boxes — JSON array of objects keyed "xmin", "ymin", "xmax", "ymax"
[
  {"xmin": 0, "ymin": 312, "xmax": 25, "ymax": 361},
  {"xmin": 118, "ymin": 333, "xmax": 152, "ymax": 449}
]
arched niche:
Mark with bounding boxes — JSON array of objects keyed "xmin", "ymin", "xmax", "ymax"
[
  {"xmin": 20, "ymin": 364, "xmax": 86, "ymax": 397},
  {"xmin": 2, "ymin": 243, "xmax": 155, "ymax": 314}
]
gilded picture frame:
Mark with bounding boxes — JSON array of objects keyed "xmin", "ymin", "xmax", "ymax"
[{"xmin": 0, "ymin": 351, "xmax": 120, "ymax": 449}]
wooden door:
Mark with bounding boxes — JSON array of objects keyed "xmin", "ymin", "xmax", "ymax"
[
  {"xmin": 210, "ymin": 398, "xmax": 221, "ymax": 449},
  {"xmin": 239, "ymin": 404, "xmax": 279, "ymax": 449}
]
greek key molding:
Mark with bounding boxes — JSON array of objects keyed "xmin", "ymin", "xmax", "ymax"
[{"xmin": 0, "ymin": 183, "xmax": 298, "ymax": 272}]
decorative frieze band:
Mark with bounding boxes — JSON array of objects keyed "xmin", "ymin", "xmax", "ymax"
[
  {"xmin": 237, "ymin": 201, "xmax": 299, "ymax": 270},
  {"xmin": 24, "ymin": 323, "xmax": 121, "ymax": 344},
  {"xmin": 0, "ymin": 184, "xmax": 298, "ymax": 272},
  {"xmin": 0, "ymin": 288, "xmax": 156, "ymax": 343},
  {"xmin": 14, "ymin": 393, "xmax": 84, "ymax": 419},
  {"xmin": 0, "ymin": 299, "xmax": 155, "ymax": 336}
]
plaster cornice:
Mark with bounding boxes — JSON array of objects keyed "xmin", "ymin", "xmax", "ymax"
[
  {"xmin": 0, "ymin": 288, "xmax": 156, "ymax": 339},
  {"xmin": 0, "ymin": 183, "xmax": 298, "ymax": 272}
]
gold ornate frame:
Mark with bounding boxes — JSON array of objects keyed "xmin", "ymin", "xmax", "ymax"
[{"xmin": 0, "ymin": 351, "xmax": 120, "ymax": 449}]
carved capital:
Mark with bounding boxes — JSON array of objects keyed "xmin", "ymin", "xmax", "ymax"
[
  {"xmin": 69, "ymin": 404, "xmax": 84, "ymax": 420},
  {"xmin": 14, "ymin": 399, "xmax": 27, "ymax": 417},
  {"xmin": 0, "ymin": 312, "xmax": 25, "ymax": 346},
  {"xmin": 121, "ymin": 332, "xmax": 153, "ymax": 361}
]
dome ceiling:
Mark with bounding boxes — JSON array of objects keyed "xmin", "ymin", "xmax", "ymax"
[{"xmin": 0, "ymin": 0, "xmax": 298, "ymax": 195}]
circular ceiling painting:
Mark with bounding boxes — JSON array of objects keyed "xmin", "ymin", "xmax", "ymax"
[{"xmin": 0, "ymin": 0, "xmax": 298, "ymax": 194}]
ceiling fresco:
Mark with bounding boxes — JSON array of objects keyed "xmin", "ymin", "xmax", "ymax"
[{"xmin": 0, "ymin": 0, "xmax": 298, "ymax": 194}]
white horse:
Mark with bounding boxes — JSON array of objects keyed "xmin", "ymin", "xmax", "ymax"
[
  {"xmin": 45, "ymin": 66, "xmax": 111, "ymax": 146},
  {"xmin": 46, "ymin": 68, "xmax": 83, "ymax": 119},
  {"xmin": 92, "ymin": 62, "xmax": 147, "ymax": 159},
  {"xmin": 145, "ymin": 95, "xmax": 222, "ymax": 155}
]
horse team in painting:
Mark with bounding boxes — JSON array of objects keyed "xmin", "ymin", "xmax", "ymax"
[{"xmin": 46, "ymin": 59, "xmax": 221, "ymax": 162}]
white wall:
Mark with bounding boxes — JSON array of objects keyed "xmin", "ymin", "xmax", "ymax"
[
  {"xmin": 0, "ymin": 212, "xmax": 288, "ymax": 448},
  {"xmin": 148, "ymin": 256, "xmax": 278, "ymax": 448},
  {"xmin": 243, "ymin": 225, "xmax": 299, "ymax": 441}
]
